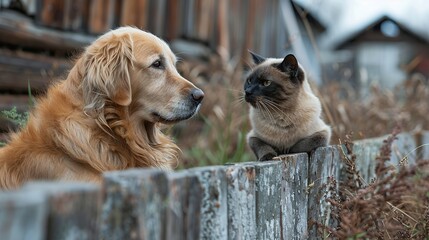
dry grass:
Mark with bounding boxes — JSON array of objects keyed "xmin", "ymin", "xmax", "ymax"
[
  {"xmin": 320, "ymin": 129, "xmax": 429, "ymax": 239},
  {"xmin": 320, "ymin": 74, "xmax": 429, "ymax": 144}
]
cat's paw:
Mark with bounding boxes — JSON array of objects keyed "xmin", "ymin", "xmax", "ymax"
[{"xmin": 258, "ymin": 153, "xmax": 277, "ymax": 161}]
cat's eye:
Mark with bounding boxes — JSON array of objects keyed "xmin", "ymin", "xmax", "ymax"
[
  {"xmin": 247, "ymin": 79, "xmax": 251, "ymax": 84},
  {"xmin": 263, "ymin": 80, "xmax": 271, "ymax": 86}
]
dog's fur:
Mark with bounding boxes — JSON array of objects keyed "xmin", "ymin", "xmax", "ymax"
[{"xmin": 0, "ymin": 27, "xmax": 204, "ymax": 189}]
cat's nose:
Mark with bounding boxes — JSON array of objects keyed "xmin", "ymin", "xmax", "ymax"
[{"xmin": 245, "ymin": 89, "xmax": 251, "ymax": 96}]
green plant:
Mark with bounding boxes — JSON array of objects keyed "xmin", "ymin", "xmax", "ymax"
[{"xmin": 1, "ymin": 107, "xmax": 29, "ymax": 129}]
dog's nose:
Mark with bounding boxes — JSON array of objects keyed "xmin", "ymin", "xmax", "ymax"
[{"xmin": 191, "ymin": 89, "xmax": 204, "ymax": 103}]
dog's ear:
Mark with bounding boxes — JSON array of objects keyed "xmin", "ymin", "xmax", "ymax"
[{"xmin": 83, "ymin": 33, "xmax": 134, "ymax": 111}]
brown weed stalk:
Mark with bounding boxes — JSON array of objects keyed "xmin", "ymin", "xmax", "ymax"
[{"xmin": 322, "ymin": 129, "xmax": 429, "ymax": 239}]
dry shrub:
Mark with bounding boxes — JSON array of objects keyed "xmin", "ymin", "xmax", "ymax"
[
  {"xmin": 320, "ymin": 73, "xmax": 429, "ymax": 144},
  {"xmin": 321, "ymin": 128, "xmax": 429, "ymax": 239}
]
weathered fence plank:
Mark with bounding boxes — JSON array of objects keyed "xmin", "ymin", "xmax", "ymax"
[
  {"xmin": 190, "ymin": 166, "xmax": 228, "ymax": 240},
  {"xmin": 279, "ymin": 153, "xmax": 309, "ymax": 240},
  {"xmin": 23, "ymin": 181, "xmax": 101, "ymax": 240},
  {"xmin": 423, "ymin": 131, "xmax": 429, "ymax": 160},
  {"xmin": 101, "ymin": 169, "xmax": 168, "ymax": 240},
  {"xmin": 225, "ymin": 163, "xmax": 257, "ymax": 240},
  {"xmin": 166, "ymin": 171, "xmax": 202, "ymax": 240},
  {"xmin": 0, "ymin": 191, "xmax": 47, "ymax": 240},
  {"xmin": 391, "ymin": 133, "xmax": 416, "ymax": 166},
  {"xmin": 308, "ymin": 146, "xmax": 341, "ymax": 239},
  {"xmin": 254, "ymin": 161, "xmax": 282, "ymax": 240},
  {"xmin": 353, "ymin": 136, "xmax": 384, "ymax": 183}
]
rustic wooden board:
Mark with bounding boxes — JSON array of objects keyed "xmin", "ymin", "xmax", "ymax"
[
  {"xmin": 391, "ymin": 133, "xmax": 416, "ymax": 166},
  {"xmin": 253, "ymin": 160, "xmax": 282, "ymax": 240},
  {"xmin": 88, "ymin": 0, "xmax": 117, "ymax": 35},
  {"xmin": 190, "ymin": 166, "xmax": 228, "ymax": 240},
  {"xmin": 422, "ymin": 131, "xmax": 429, "ymax": 160},
  {"xmin": 279, "ymin": 153, "xmax": 308, "ymax": 240},
  {"xmin": 353, "ymin": 136, "xmax": 385, "ymax": 183},
  {"xmin": 0, "ymin": 10, "xmax": 95, "ymax": 52},
  {"xmin": 166, "ymin": 170, "xmax": 202, "ymax": 240},
  {"xmin": 0, "ymin": 49, "xmax": 70, "ymax": 93},
  {"xmin": 225, "ymin": 163, "xmax": 257, "ymax": 240},
  {"xmin": 63, "ymin": 0, "xmax": 90, "ymax": 32},
  {"xmin": 307, "ymin": 146, "xmax": 341, "ymax": 239},
  {"xmin": 120, "ymin": 0, "xmax": 143, "ymax": 28},
  {"xmin": 101, "ymin": 169, "xmax": 168, "ymax": 240},
  {"xmin": 36, "ymin": 0, "xmax": 65, "ymax": 29},
  {"xmin": 0, "ymin": 191, "xmax": 48, "ymax": 240},
  {"xmin": 23, "ymin": 181, "xmax": 101, "ymax": 240}
]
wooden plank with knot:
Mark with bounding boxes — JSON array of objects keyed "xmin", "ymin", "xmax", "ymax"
[
  {"xmin": 278, "ymin": 153, "xmax": 309, "ymax": 240},
  {"xmin": 23, "ymin": 181, "xmax": 101, "ymax": 240},
  {"xmin": 166, "ymin": 170, "xmax": 202, "ymax": 240},
  {"xmin": 225, "ymin": 163, "xmax": 257, "ymax": 240},
  {"xmin": 253, "ymin": 160, "xmax": 282, "ymax": 240},
  {"xmin": 101, "ymin": 169, "xmax": 168, "ymax": 240},
  {"xmin": 307, "ymin": 146, "xmax": 342, "ymax": 239},
  {"xmin": 0, "ymin": 191, "xmax": 48, "ymax": 240},
  {"xmin": 190, "ymin": 166, "xmax": 228, "ymax": 240}
]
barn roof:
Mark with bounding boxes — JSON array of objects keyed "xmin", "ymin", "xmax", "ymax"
[{"xmin": 293, "ymin": 0, "xmax": 429, "ymax": 49}]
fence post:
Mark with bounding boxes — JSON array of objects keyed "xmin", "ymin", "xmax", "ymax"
[
  {"xmin": 254, "ymin": 160, "xmax": 282, "ymax": 240},
  {"xmin": 101, "ymin": 168, "xmax": 168, "ymax": 240},
  {"xmin": 190, "ymin": 166, "xmax": 227, "ymax": 240},
  {"xmin": 0, "ymin": 191, "xmax": 47, "ymax": 240},
  {"xmin": 391, "ymin": 133, "xmax": 416, "ymax": 166},
  {"xmin": 307, "ymin": 146, "xmax": 341, "ymax": 239},
  {"xmin": 353, "ymin": 137, "xmax": 384, "ymax": 183},
  {"xmin": 225, "ymin": 163, "xmax": 257, "ymax": 240},
  {"xmin": 23, "ymin": 181, "xmax": 101, "ymax": 240},
  {"xmin": 279, "ymin": 153, "xmax": 308, "ymax": 240},
  {"xmin": 166, "ymin": 170, "xmax": 202, "ymax": 240},
  {"xmin": 423, "ymin": 131, "xmax": 429, "ymax": 160}
]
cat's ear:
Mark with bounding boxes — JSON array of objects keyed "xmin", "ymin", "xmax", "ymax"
[
  {"xmin": 249, "ymin": 50, "xmax": 266, "ymax": 64},
  {"xmin": 277, "ymin": 54, "xmax": 299, "ymax": 78}
]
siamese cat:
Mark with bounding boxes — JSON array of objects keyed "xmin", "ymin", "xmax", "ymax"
[{"xmin": 244, "ymin": 52, "xmax": 331, "ymax": 161}]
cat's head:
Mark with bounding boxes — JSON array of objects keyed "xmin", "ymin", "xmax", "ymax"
[{"xmin": 244, "ymin": 51, "xmax": 305, "ymax": 111}]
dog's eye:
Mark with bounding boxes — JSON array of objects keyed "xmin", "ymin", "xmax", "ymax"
[{"xmin": 151, "ymin": 60, "xmax": 164, "ymax": 69}]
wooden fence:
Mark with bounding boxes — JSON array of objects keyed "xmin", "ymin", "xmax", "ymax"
[{"xmin": 1, "ymin": 131, "xmax": 428, "ymax": 240}]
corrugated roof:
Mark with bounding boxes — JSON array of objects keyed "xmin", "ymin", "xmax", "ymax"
[{"xmin": 293, "ymin": 0, "xmax": 429, "ymax": 49}]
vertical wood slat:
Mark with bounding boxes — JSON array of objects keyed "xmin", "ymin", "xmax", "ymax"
[
  {"xmin": 353, "ymin": 136, "xmax": 385, "ymax": 183},
  {"xmin": 225, "ymin": 163, "xmax": 257, "ymax": 240},
  {"xmin": 23, "ymin": 182, "xmax": 101, "ymax": 240},
  {"xmin": 423, "ymin": 131, "xmax": 429, "ymax": 160},
  {"xmin": 63, "ymin": 0, "xmax": 89, "ymax": 32},
  {"xmin": 101, "ymin": 169, "xmax": 168, "ymax": 240},
  {"xmin": 391, "ymin": 133, "xmax": 416, "ymax": 166},
  {"xmin": 254, "ymin": 161, "xmax": 282, "ymax": 240},
  {"xmin": 307, "ymin": 146, "xmax": 341, "ymax": 239},
  {"xmin": 166, "ymin": 171, "xmax": 202, "ymax": 240},
  {"xmin": 120, "ymin": 0, "xmax": 148, "ymax": 29},
  {"xmin": 190, "ymin": 166, "xmax": 228, "ymax": 240},
  {"xmin": 36, "ymin": 0, "xmax": 65, "ymax": 29},
  {"xmin": 280, "ymin": 153, "xmax": 308, "ymax": 240},
  {"xmin": 0, "ymin": 191, "xmax": 47, "ymax": 240},
  {"xmin": 88, "ymin": 0, "xmax": 117, "ymax": 35}
]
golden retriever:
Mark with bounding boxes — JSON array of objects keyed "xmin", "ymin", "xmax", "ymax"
[{"xmin": 0, "ymin": 27, "xmax": 204, "ymax": 189}]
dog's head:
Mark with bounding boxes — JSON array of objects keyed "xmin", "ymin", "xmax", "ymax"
[{"xmin": 81, "ymin": 27, "xmax": 204, "ymax": 125}]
